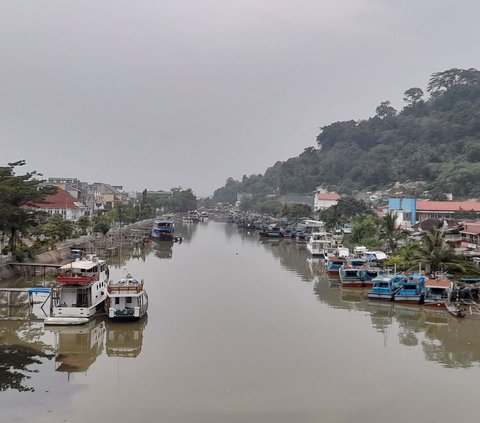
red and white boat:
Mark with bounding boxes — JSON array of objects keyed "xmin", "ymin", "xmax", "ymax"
[{"xmin": 44, "ymin": 254, "xmax": 109, "ymax": 325}]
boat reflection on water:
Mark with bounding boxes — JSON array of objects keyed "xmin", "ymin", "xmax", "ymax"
[
  {"xmin": 152, "ymin": 240, "xmax": 174, "ymax": 259},
  {"xmin": 45, "ymin": 316, "xmax": 148, "ymax": 375},
  {"xmin": 46, "ymin": 317, "xmax": 106, "ymax": 374},
  {"xmin": 255, "ymin": 235, "xmax": 480, "ymax": 369},
  {"xmin": 106, "ymin": 315, "xmax": 148, "ymax": 358}
]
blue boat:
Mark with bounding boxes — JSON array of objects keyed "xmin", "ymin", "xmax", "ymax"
[
  {"xmin": 394, "ymin": 273, "xmax": 427, "ymax": 304},
  {"xmin": 339, "ymin": 264, "xmax": 385, "ymax": 288},
  {"xmin": 367, "ymin": 274, "xmax": 405, "ymax": 301},
  {"xmin": 339, "ymin": 266, "xmax": 365, "ymax": 287},
  {"xmin": 151, "ymin": 219, "xmax": 175, "ymax": 241},
  {"xmin": 327, "ymin": 257, "xmax": 344, "ymax": 277}
]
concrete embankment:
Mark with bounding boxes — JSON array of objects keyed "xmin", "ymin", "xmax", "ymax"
[{"xmin": 0, "ymin": 220, "xmax": 154, "ymax": 284}]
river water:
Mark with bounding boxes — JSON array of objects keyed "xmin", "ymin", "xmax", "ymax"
[{"xmin": 1, "ymin": 220, "xmax": 480, "ymax": 422}]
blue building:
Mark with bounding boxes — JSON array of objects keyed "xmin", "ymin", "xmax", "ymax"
[{"xmin": 388, "ymin": 198, "xmax": 417, "ymax": 226}]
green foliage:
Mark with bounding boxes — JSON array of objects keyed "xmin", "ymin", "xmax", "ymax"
[
  {"xmin": 319, "ymin": 197, "xmax": 373, "ymax": 230},
  {"xmin": 163, "ymin": 189, "xmax": 198, "ymax": 213},
  {"xmin": 281, "ymin": 203, "xmax": 312, "ymax": 219},
  {"xmin": 0, "ymin": 161, "xmax": 56, "ymax": 253},
  {"xmin": 76, "ymin": 215, "xmax": 91, "ymax": 235},
  {"xmin": 212, "ymin": 68, "xmax": 480, "ymax": 200},
  {"xmin": 378, "ymin": 212, "xmax": 407, "ymax": 253},
  {"xmin": 349, "ymin": 216, "xmax": 380, "ymax": 246},
  {"xmin": 37, "ymin": 213, "xmax": 74, "ymax": 246},
  {"xmin": 414, "ymin": 228, "xmax": 459, "ymax": 273},
  {"xmin": 257, "ymin": 200, "xmax": 283, "ymax": 216},
  {"xmin": 93, "ymin": 220, "xmax": 110, "ymax": 235}
]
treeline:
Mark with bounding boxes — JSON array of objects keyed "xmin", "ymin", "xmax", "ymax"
[
  {"xmin": 0, "ymin": 161, "xmax": 197, "ymax": 259},
  {"xmin": 213, "ymin": 68, "xmax": 480, "ymax": 202}
]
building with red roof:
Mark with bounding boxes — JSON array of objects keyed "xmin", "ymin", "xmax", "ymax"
[
  {"xmin": 314, "ymin": 188, "xmax": 341, "ymax": 211},
  {"xmin": 26, "ymin": 187, "xmax": 89, "ymax": 221}
]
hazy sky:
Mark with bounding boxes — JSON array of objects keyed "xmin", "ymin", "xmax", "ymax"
[{"xmin": 1, "ymin": 1, "xmax": 479, "ymax": 196}]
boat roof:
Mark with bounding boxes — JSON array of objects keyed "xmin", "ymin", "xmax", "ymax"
[
  {"xmin": 59, "ymin": 256, "xmax": 106, "ymax": 271},
  {"xmin": 425, "ymin": 279, "xmax": 452, "ymax": 288}
]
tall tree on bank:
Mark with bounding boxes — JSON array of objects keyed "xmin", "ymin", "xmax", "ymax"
[
  {"xmin": 414, "ymin": 227, "xmax": 458, "ymax": 274},
  {"xmin": 0, "ymin": 161, "xmax": 56, "ymax": 253},
  {"xmin": 379, "ymin": 212, "xmax": 404, "ymax": 253}
]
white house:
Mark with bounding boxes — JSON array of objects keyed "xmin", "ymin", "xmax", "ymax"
[{"xmin": 314, "ymin": 189, "xmax": 340, "ymax": 211}]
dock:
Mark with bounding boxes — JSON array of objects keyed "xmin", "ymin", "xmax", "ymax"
[{"xmin": 8, "ymin": 262, "xmax": 62, "ymax": 278}]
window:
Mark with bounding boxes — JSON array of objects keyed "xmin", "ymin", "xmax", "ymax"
[
  {"xmin": 115, "ymin": 298, "xmax": 120, "ymax": 304},
  {"xmin": 126, "ymin": 297, "xmax": 132, "ymax": 303}
]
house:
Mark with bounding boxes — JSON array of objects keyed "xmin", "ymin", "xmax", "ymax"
[
  {"xmin": 85, "ymin": 182, "xmax": 126, "ymax": 215},
  {"xmin": 27, "ymin": 187, "xmax": 89, "ymax": 221},
  {"xmin": 313, "ymin": 188, "xmax": 340, "ymax": 211},
  {"xmin": 388, "ymin": 198, "xmax": 480, "ymax": 228},
  {"xmin": 460, "ymin": 221, "xmax": 480, "ymax": 249}
]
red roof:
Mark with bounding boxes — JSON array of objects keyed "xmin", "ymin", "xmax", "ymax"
[
  {"xmin": 425, "ymin": 279, "xmax": 452, "ymax": 288},
  {"xmin": 316, "ymin": 193, "xmax": 340, "ymax": 201},
  {"xmin": 29, "ymin": 187, "xmax": 80, "ymax": 209},
  {"xmin": 463, "ymin": 223, "xmax": 480, "ymax": 234},
  {"xmin": 416, "ymin": 201, "xmax": 480, "ymax": 212}
]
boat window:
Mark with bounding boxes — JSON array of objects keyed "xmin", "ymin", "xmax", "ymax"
[
  {"xmin": 126, "ymin": 297, "xmax": 132, "ymax": 303},
  {"xmin": 115, "ymin": 297, "xmax": 120, "ymax": 304}
]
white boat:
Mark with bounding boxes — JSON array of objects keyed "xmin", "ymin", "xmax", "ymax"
[
  {"xmin": 105, "ymin": 271, "xmax": 148, "ymax": 321},
  {"xmin": 44, "ymin": 254, "xmax": 109, "ymax": 326},
  {"xmin": 423, "ymin": 278, "xmax": 453, "ymax": 307},
  {"xmin": 306, "ymin": 231, "xmax": 333, "ymax": 258}
]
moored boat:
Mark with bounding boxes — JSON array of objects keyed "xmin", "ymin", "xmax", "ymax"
[
  {"xmin": 393, "ymin": 273, "xmax": 427, "ymax": 304},
  {"xmin": 151, "ymin": 218, "xmax": 175, "ymax": 241},
  {"xmin": 105, "ymin": 271, "xmax": 148, "ymax": 321},
  {"xmin": 423, "ymin": 278, "xmax": 453, "ymax": 307},
  {"xmin": 326, "ymin": 256, "xmax": 344, "ymax": 277},
  {"xmin": 339, "ymin": 266, "xmax": 365, "ymax": 288},
  {"xmin": 44, "ymin": 254, "xmax": 109, "ymax": 326},
  {"xmin": 306, "ymin": 231, "xmax": 333, "ymax": 258},
  {"xmin": 367, "ymin": 274, "xmax": 404, "ymax": 301}
]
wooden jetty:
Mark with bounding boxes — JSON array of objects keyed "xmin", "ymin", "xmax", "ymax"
[{"xmin": 8, "ymin": 262, "xmax": 62, "ymax": 278}]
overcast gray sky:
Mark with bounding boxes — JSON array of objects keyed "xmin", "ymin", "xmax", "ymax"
[{"xmin": 1, "ymin": 1, "xmax": 479, "ymax": 196}]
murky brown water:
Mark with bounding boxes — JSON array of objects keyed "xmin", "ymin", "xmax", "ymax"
[{"xmin": 1, "ymin": 221, "xmax": 480, "ymax": 422}]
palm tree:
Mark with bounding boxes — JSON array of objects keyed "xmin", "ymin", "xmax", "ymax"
[
  {"xmin": 320, "ymin": 205, "xmax": 344, "ymax": 231},
  {"xmin": 379, "ymin": 211, "xmax": 404, "ymax": 253},
  {"xmin": 414, "ymin": 227, "xmax": 458, "ymax": 274}
]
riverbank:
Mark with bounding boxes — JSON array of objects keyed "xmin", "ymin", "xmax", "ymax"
[{"xmin": 0, "ymin": 220, "xmax": 153, "ymax": 284}]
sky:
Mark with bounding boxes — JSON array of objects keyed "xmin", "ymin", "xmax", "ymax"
[{"xmin": 1, "ymin": 1, "xmax": 479, "ymax": 197}]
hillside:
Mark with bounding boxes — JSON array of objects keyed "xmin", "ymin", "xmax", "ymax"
[{"xmin": 212, "ymin": 68, "xmax": 480, "ymax": 203}]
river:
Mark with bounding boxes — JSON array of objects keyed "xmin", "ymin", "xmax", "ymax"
[{"xmin": 1, "ymin": 220, "xmax": 479, "ymax": 422}]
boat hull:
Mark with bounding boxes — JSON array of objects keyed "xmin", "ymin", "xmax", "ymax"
[
  {"xmin": 367, "ymin": 293, "xmax": 395, "ymax": 301},
  {"xmin": 394, "ymin": 296, "xmax": 423, "ymax": 304},
  {"xmin": 44, "ymin": 317, "xmax": 90, "ymax": 326}
]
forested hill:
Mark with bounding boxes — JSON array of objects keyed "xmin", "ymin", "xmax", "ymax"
[{"xmin": 212, "ymin": 68, "xmax": 480, "ymax": 203}]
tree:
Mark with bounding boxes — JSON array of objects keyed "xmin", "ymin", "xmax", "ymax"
[
  {"xmin": 282, "ymin": 203, "xmax": 312, "ymax": 219},
  {"xmin": 375, "ymin": 101, "xmax": 397, "ymax": 118},
  {"xmin": 0, "ymin": 161, "xmax": 56, "ymax": 253},
  {"xmin": 319, "ymin": 205, "xmax": 344, "ymax": 231},
  {"xmin": 427, "ymin": 68, "xmax": 480, "ymax": 95},
  {"xmin": 38, "ymin": 213, "xmax": 74, "ymax": 246},
  {"xmin": 414, "ymin": 228, "xmax": 458, "ymax": 274},
  {"xmin": 403, "ymin": 87, "xmax": 424, "ymax": 105},
  {"xmin": 76, "ymin": 215, "xmax": 91, "ymax": 235},
  {"xmin": 93, "ymin": 220, "xmax": 110, "ymax": 235},
  {"xmin": 379, "ymin": 212, "xmax": 405, "ymax": 253},
  {"xmin": 349, "ymin": 215, "xmax": 379, "ymax": 247},
  {"xmin": 257, "ymin": 200, "xmax": 283, "ymax": 216},
  {"xmin": 164, "ymin": 189, "xmax": 198, "ymax": 212}
]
